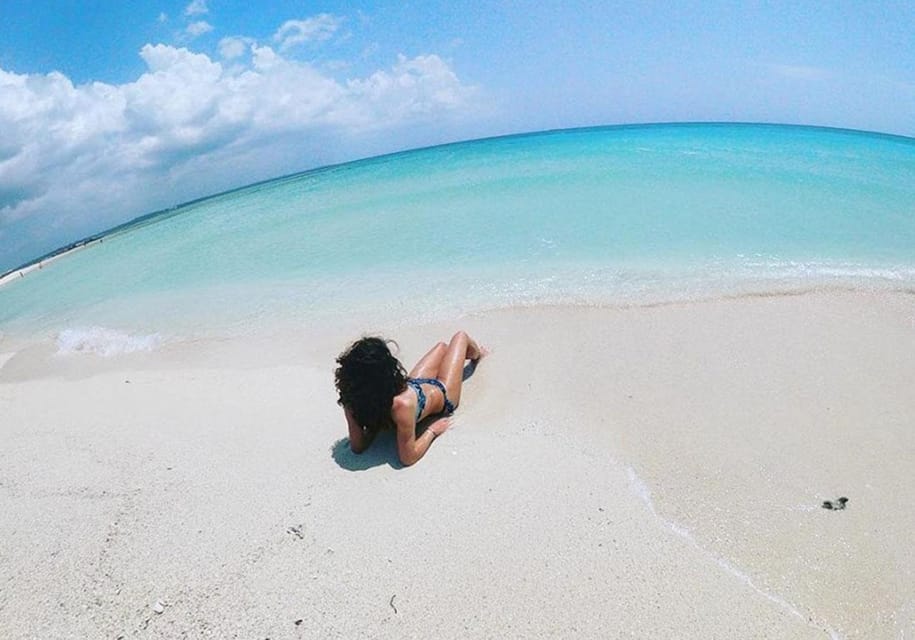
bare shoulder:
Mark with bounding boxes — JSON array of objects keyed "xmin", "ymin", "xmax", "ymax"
[
  {"xmin": 391, "ymin": 392, "xmax": 413, "ymax": 418},
  {"xmin": 390, "ymin": 391, "xmax": 415, "ymax": 430}
]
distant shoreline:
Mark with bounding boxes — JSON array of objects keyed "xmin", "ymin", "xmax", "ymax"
[
  {"xmin": 0, "ymin": 238, "xmax": 103, "ymax": 287},
  {"xmin": 0, "ymin": 201, "xmax": 192, "ymax": 287}
]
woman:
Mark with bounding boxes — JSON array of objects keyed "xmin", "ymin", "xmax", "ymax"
[{"xmin": 335, "ymin": 331, "xmax": 485, "ymax": 466}]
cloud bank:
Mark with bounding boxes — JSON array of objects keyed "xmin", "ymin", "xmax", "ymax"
[{"xmin": 0, "ymin": 17, "xmax": 479, "ymax": 272}]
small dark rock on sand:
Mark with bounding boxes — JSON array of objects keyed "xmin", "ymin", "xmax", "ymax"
[{"xmin": 822, "ymin": 496, "xmax": 849, "ymax": 510}]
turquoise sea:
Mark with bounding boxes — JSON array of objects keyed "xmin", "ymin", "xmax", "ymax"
[{"xmin": 1, "ymin": 123, "xmax": 914, "ymax": 353}]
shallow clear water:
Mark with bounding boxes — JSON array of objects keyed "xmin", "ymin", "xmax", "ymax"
[{"xmin": 1, "ymin": 123, "xmax": 914, "ymax": 348}]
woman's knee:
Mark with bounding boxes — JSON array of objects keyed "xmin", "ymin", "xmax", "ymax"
[{"xmin": 449, "ymin": 330, "xmax": 468, "ymax": 346}]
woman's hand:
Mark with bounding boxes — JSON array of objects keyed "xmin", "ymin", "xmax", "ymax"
[
  {"xmin": 344, "ymin": 406, "xmax": 372, "ymax": 453},
  {"xmin": 428, "ymin": 416, "xmax": 453, "ymax": 437}
]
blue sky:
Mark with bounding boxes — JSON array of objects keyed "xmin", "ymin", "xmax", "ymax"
[{"xmin": 1, "ymin": 1, "xmax": 914, "ymax": 271}]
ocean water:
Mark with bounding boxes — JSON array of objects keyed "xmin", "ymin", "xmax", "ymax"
[{"xmin": 1, "ymin": 123, "xmax": 914, "ymax": 351}]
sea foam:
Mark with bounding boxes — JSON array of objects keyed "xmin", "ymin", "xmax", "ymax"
[{"xmin": 56, "ymin": 327, "xmax": 162, "ymax": 356}]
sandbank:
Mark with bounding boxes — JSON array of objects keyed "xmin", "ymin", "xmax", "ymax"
[
  {"xmin": 0, "ymin": 239, "xmax": 102, "ymax": 288},
  {"xmin": 1, "ymin": 290, "xmax": 913, "ymax": 639}
]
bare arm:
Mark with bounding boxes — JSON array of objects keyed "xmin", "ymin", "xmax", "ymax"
[
  {"xmin": 344, "ymin": 406, "xmax": 374, "ymax": 453},
  {"xmin": 393, "ymin": 399, "xmax": 450, "ymax": 466}
]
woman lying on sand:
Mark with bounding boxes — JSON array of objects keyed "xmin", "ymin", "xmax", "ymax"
[{"xmin": 335, "ymin": 331, "xmax": 485, "ymax": 466}]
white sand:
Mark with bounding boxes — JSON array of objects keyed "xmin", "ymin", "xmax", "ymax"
[
  {"xmin": 1, "ymin": 290, "xmax": 913, "ymax": 639},
  {"xmin": 0, "ymin": 240, "xmax": 100, "ymax": 287}
]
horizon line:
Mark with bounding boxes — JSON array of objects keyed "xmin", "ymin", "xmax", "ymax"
[{"xmin": 3, "ymin": 119, "xmax": 913, "ymax": 281}]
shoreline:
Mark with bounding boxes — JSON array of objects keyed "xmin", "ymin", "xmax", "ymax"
[
  {"xmin": 2, "ymin": 289, "xmax": 913, "ymax": 638},
  {"xmin": 0, "ymin": 278, "xmax": 915, "ymax": 342},
  {"xmin": 0, "ymin": 238, "xmax": 103, "ymax": 288},
  {"xmin": 0, "ymin": 283, "xmax": 915, "ymax": 370}
]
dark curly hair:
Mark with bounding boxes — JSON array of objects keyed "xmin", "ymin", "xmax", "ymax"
[{"xmin": 335, "ymin": 336, "xmax": 408, "ymax": 433}]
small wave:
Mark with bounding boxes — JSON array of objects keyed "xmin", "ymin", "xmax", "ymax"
[
  {"xmin": 736, "ymin": 257, "xmax": 915, "ymax": 282},
  {"xmin": 56, "ymin": 327, "xmax": 162, "ymax": 356}
]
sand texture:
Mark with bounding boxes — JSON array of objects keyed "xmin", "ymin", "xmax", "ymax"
[{"xmin": 1, "ymin": 290, "xmax": 913, "ymax": 639}]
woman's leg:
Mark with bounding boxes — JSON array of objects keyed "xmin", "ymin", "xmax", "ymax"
[
  {"xmin": 408, "ymin": 342, "xmax": 447, "ymax": 378},
  {"xmin": 436, "ymin": 331, "xmax": 482, "ymax": 409}
]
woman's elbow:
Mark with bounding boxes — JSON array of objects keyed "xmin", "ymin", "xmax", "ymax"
[
  {"xmin": 350, "ymin": 440, "xmax": 367, "ymax": 454},
  {"xmin": 398, "ymin": 449, "xmax": 420, "ymax": 467}
]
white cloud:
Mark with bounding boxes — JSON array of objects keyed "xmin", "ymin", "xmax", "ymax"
[
  {"xmin": 218, "ymin": 36, "xmax": 252, "ymax": 60},
  {"xmin": 274, "ymin": 14, "xmax": 342, "ymax": 51},
  {"xmin": 0, "ymin": 41, "xmax": 479, "ymax": 271},
  {"xmin": 158, "ymin": 12, "xmax": 168, "ymax": 23},
  {"xmin": 186, "ymin": 21, "xmax": 214, "ymax": 37},
  {"xmin": 346, "ymin": 54, "xmax": 471, "ymax": 118},
  {"xmin": 184, "ymin": 0, "xmax": 208, "ymax": 16},
  {"xmin": 251, "ymin": 44, "xmax": 281, "ymax": 71}
]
